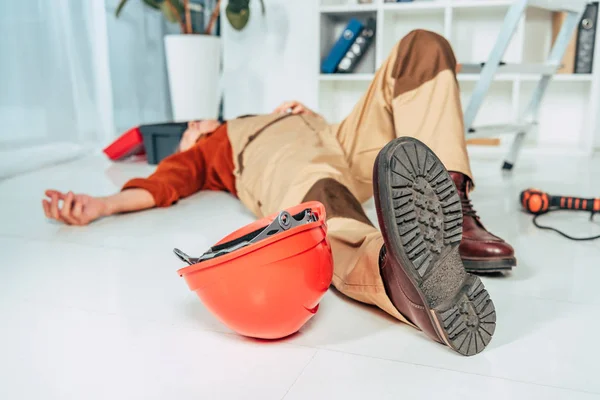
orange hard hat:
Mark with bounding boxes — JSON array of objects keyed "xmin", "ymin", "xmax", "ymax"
[{"xmin": 175, "ymin": 201, "xmax": 333, "ymax": 340}]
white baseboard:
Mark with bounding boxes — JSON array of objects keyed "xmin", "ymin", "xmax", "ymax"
[{"xmin": 0, "ymin": 143, "xmax": 89, "ymax": 180}]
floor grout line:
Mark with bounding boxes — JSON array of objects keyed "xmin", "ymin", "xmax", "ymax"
[
  {"xmin": 280, "ymin": 350, "xmax": 319, "ymax": 400},
  {"xmin": 311, "ymin": 347, "xmax": 600, "ymax": 396}
]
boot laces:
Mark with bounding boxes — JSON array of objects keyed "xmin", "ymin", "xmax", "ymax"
[{"xmin": 461, "ymin": 197, "xmax": 479, "ymax": 218}]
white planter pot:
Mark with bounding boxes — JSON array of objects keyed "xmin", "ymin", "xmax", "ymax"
[{"xmin": 164, "ymin": 35, "xmax": 221, "ymax": 121}]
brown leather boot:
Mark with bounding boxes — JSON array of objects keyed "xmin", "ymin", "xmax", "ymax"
[
  {"xmin": 374, "ymin": 137, "xmax": 496, "ymax": 356},
  {"xmin": 449, "ymin": 172, "xmax": 517, "ymax": 274}
]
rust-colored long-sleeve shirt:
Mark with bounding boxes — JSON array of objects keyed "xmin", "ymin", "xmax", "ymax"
[{"xmin": 122, "ymin": 123, "xmax": 237, "ymax": 207}]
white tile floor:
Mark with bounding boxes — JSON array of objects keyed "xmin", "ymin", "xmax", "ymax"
[{"xmin": 1, "ymin": 151, "xmax": 599, "ymax": 400}]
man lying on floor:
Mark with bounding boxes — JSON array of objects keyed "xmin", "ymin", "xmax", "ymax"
[{"xmin": 42, "ymin": 30, "xmax": 515, "ymax": 356}]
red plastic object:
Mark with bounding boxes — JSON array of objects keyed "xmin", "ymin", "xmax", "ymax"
[
  {"xmin": 103, "ymin": 126, "xmax": 146, "ymax": 161},
  {"xmin": 178, "ymin": 202, "xmax": 333, "ymax": 339}
]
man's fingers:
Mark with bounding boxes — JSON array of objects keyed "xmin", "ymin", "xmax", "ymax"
[
  {"xmin": 67, "ymin": 197, "xmax": 89, "ymax": 226},
  {"xmin": 60, "ymin": 192, "xmax": 77, "ymax": 225},
  {"xmin": 45, "ymin": 190, "xmax": 66, "ymax": 200},
  {"xmin": 50, "ymin": 193, "xmax": 61, "ymax": 220},
  {"xmin": 60, "ymin": 192, "xmax": 73, "ymax": 218},
  {"xmin": 275, "ymin": 101, "xmax": 313, "ymax": 116},
  {"xmin": 48, "ymin": 194, "xmax": 70, "ymax": 224},
  {"xmin": 285, "ymin": 102, "xmax": 299, "ymax": 112},
  {"xmin": 72, "ymin": 199, "xmax": 83, "ymax": 221},
  {"xmin": 43, "ymin": 191, "xmax": 86, "ymax": 225},
  {"xmin": 275, "ymin": 101, "xmax": 297, "ymax": 114},
  {"xmin": 291, "ymin": 105, "xmax": 305, "ymax": 115}
]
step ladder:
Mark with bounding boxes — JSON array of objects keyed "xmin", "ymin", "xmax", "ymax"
[{"xmin": 462, "ymin": 0, "xmax": 590, "ymax": 171}]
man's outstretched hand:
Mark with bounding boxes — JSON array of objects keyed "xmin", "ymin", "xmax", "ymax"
[
  {"xmin": 42, "ymin": 190, "xmax": 108, "ymax": 226},
  {"xmin": 273, "ymin": 101, "xmax": 317, "ymax": 117},
  {"xmin": 42, "ymin": 188, "xmax": 155, "ymax": 226}
]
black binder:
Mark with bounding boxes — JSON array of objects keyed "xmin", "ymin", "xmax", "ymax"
[
  {"xmin": 337, "ymin": 19, "xmax": 376, "ymax": 73},
  {"xmin": 575, "ymin": 2, "xmax": 599, "ymax": 74}
]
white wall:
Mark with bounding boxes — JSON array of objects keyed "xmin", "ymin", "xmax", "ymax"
[
  {"xmin": 105, "ymin": 0, "xmax": 174, "ymax": 133},
  {"xmin": 221, "ymin": 1, "xmax": 600, "ymax": 152},
  {"xmin": 595, "ymin": 90, "xmax": 600, "ymax": 150},
  {"xmin": 221, "ymin": 0, "xmax": 319, "ymax": 119}
]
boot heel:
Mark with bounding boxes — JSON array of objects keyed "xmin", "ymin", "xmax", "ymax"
[{"xmin": 432, "ymin": 275, "xmax": 497, "ymax": 356}]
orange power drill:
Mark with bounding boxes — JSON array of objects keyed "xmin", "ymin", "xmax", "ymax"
[{"xmin": 520, "ymin": 188, "xmax": 600, "ymax": 215}]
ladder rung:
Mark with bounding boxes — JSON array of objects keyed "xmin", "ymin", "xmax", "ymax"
[
  {"xmin": 527, "ymin": 0, "xmax": 589, "ymax": 13},
  {"xmin": 468, "ymin": 123, "xmax": 535, "ymax": 137},
  {"xmin": 459, "ymin": 63, "xmax": 560, "ymax": 74}
]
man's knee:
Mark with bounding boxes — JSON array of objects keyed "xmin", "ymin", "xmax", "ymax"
[
  {"xmin": 401, "ymin": 29, "xmax": 454, "ymax": 55},
  {"xmin": 391, "ymin": 29, "xmax": 458, "ymax": 97}
]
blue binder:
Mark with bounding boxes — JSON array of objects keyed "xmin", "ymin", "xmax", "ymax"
[{"xmin": 321, "ymin": 18, "xmax": 365, "ymax": 74}]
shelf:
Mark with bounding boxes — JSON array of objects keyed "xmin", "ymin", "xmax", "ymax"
[
  {"xmin": 456, "ymin": 73, "xmax": 593, "ymax": 82},
  {"xmin": 320, "ymin": 73, "xmax": 375, "ymax": 81},
  {"xmin": 450, "ymin": 0, "xmax": 513, "ymax": 10},
  {"xmin": 321, "ymin": 0, "xmax": 513, "ymax": 14},
  {"xmin": 321, "ymin": 0, "xmax": 585, "ymax": 14},
  {"xmin": 528, "ymin": 0, "xmax": 589, "ymax": 13},
  {"xmin": 459, "ymin": 62, "xmax": 560, "ymax": 74},
  {"xmin": 552, "ymin": 74, "xmax": 593, "ymax": 81},
  {"xmin": 382, "ymin": 1, "xmax": 447, "ymax": 12},
  {"xmin": 320, "ymin": 73, "xmax": 593, "ymax": 82},
  {"xmin": 322, "ymin": 0, "xmax": 514, "ymax": 14},
  {"xmin": 320, "ymin": 4, "xmax": 378, "ymax": 14},
  {"xmin": 468, "ymin": 122, "xmax": 535, "ymax": 137},
  {"xmin": 458, "ymin": 73, "xmax": 515, "ymax": 81}
]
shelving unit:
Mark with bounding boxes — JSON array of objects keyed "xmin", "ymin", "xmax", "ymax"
[
  {"xmin": 319, "ymin": 72, "xmax": 594, "ymax": 81},
  {"xmin": 317, "ymin": 0, "xmax": 600, "ymax": 151}
]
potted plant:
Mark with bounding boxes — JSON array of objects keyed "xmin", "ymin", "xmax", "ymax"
[
  {"xmin": 116, "ymin": 0, "xmax": 266, "ymax": 121},
  {"xmin": 116, "ymin": 0, "xmax": 224, "ymax": 121}
]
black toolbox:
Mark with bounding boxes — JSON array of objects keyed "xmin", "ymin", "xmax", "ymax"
[{"xmin": 139, "ymin": 122, "xmax": 188, "ymax": 165}]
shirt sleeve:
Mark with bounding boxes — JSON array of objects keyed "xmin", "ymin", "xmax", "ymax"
[{"xmin": 121, "ymin": 141, "xmax": 208, "ymax": 207}]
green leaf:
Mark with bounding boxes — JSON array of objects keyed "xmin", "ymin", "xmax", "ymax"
[
  {"xmin": 259, "ymin": 0, "xmax": 265, "ymax": 15},
  {"xmin": 226, "ymin": 6, "xmax": 250, "ymax": 30},
  {"xmin": 115, "ymin": 0, "xmax": 129, "ymax": 17},
  {"xmin": 142, "ymin": 0, "xmax": 161, "ymax": 10},
  {"xmin": 226, "ymin": 0, "xmax": 250, "ymax": 30},
  {"xmin": 116, "ymin": 0, "xmax": 162, "ymax": 17}
]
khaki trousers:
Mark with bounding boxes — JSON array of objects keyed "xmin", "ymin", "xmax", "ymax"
[{"xmin": 228, "ymin": 30, "xmax": 471, "ymax": 322}]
